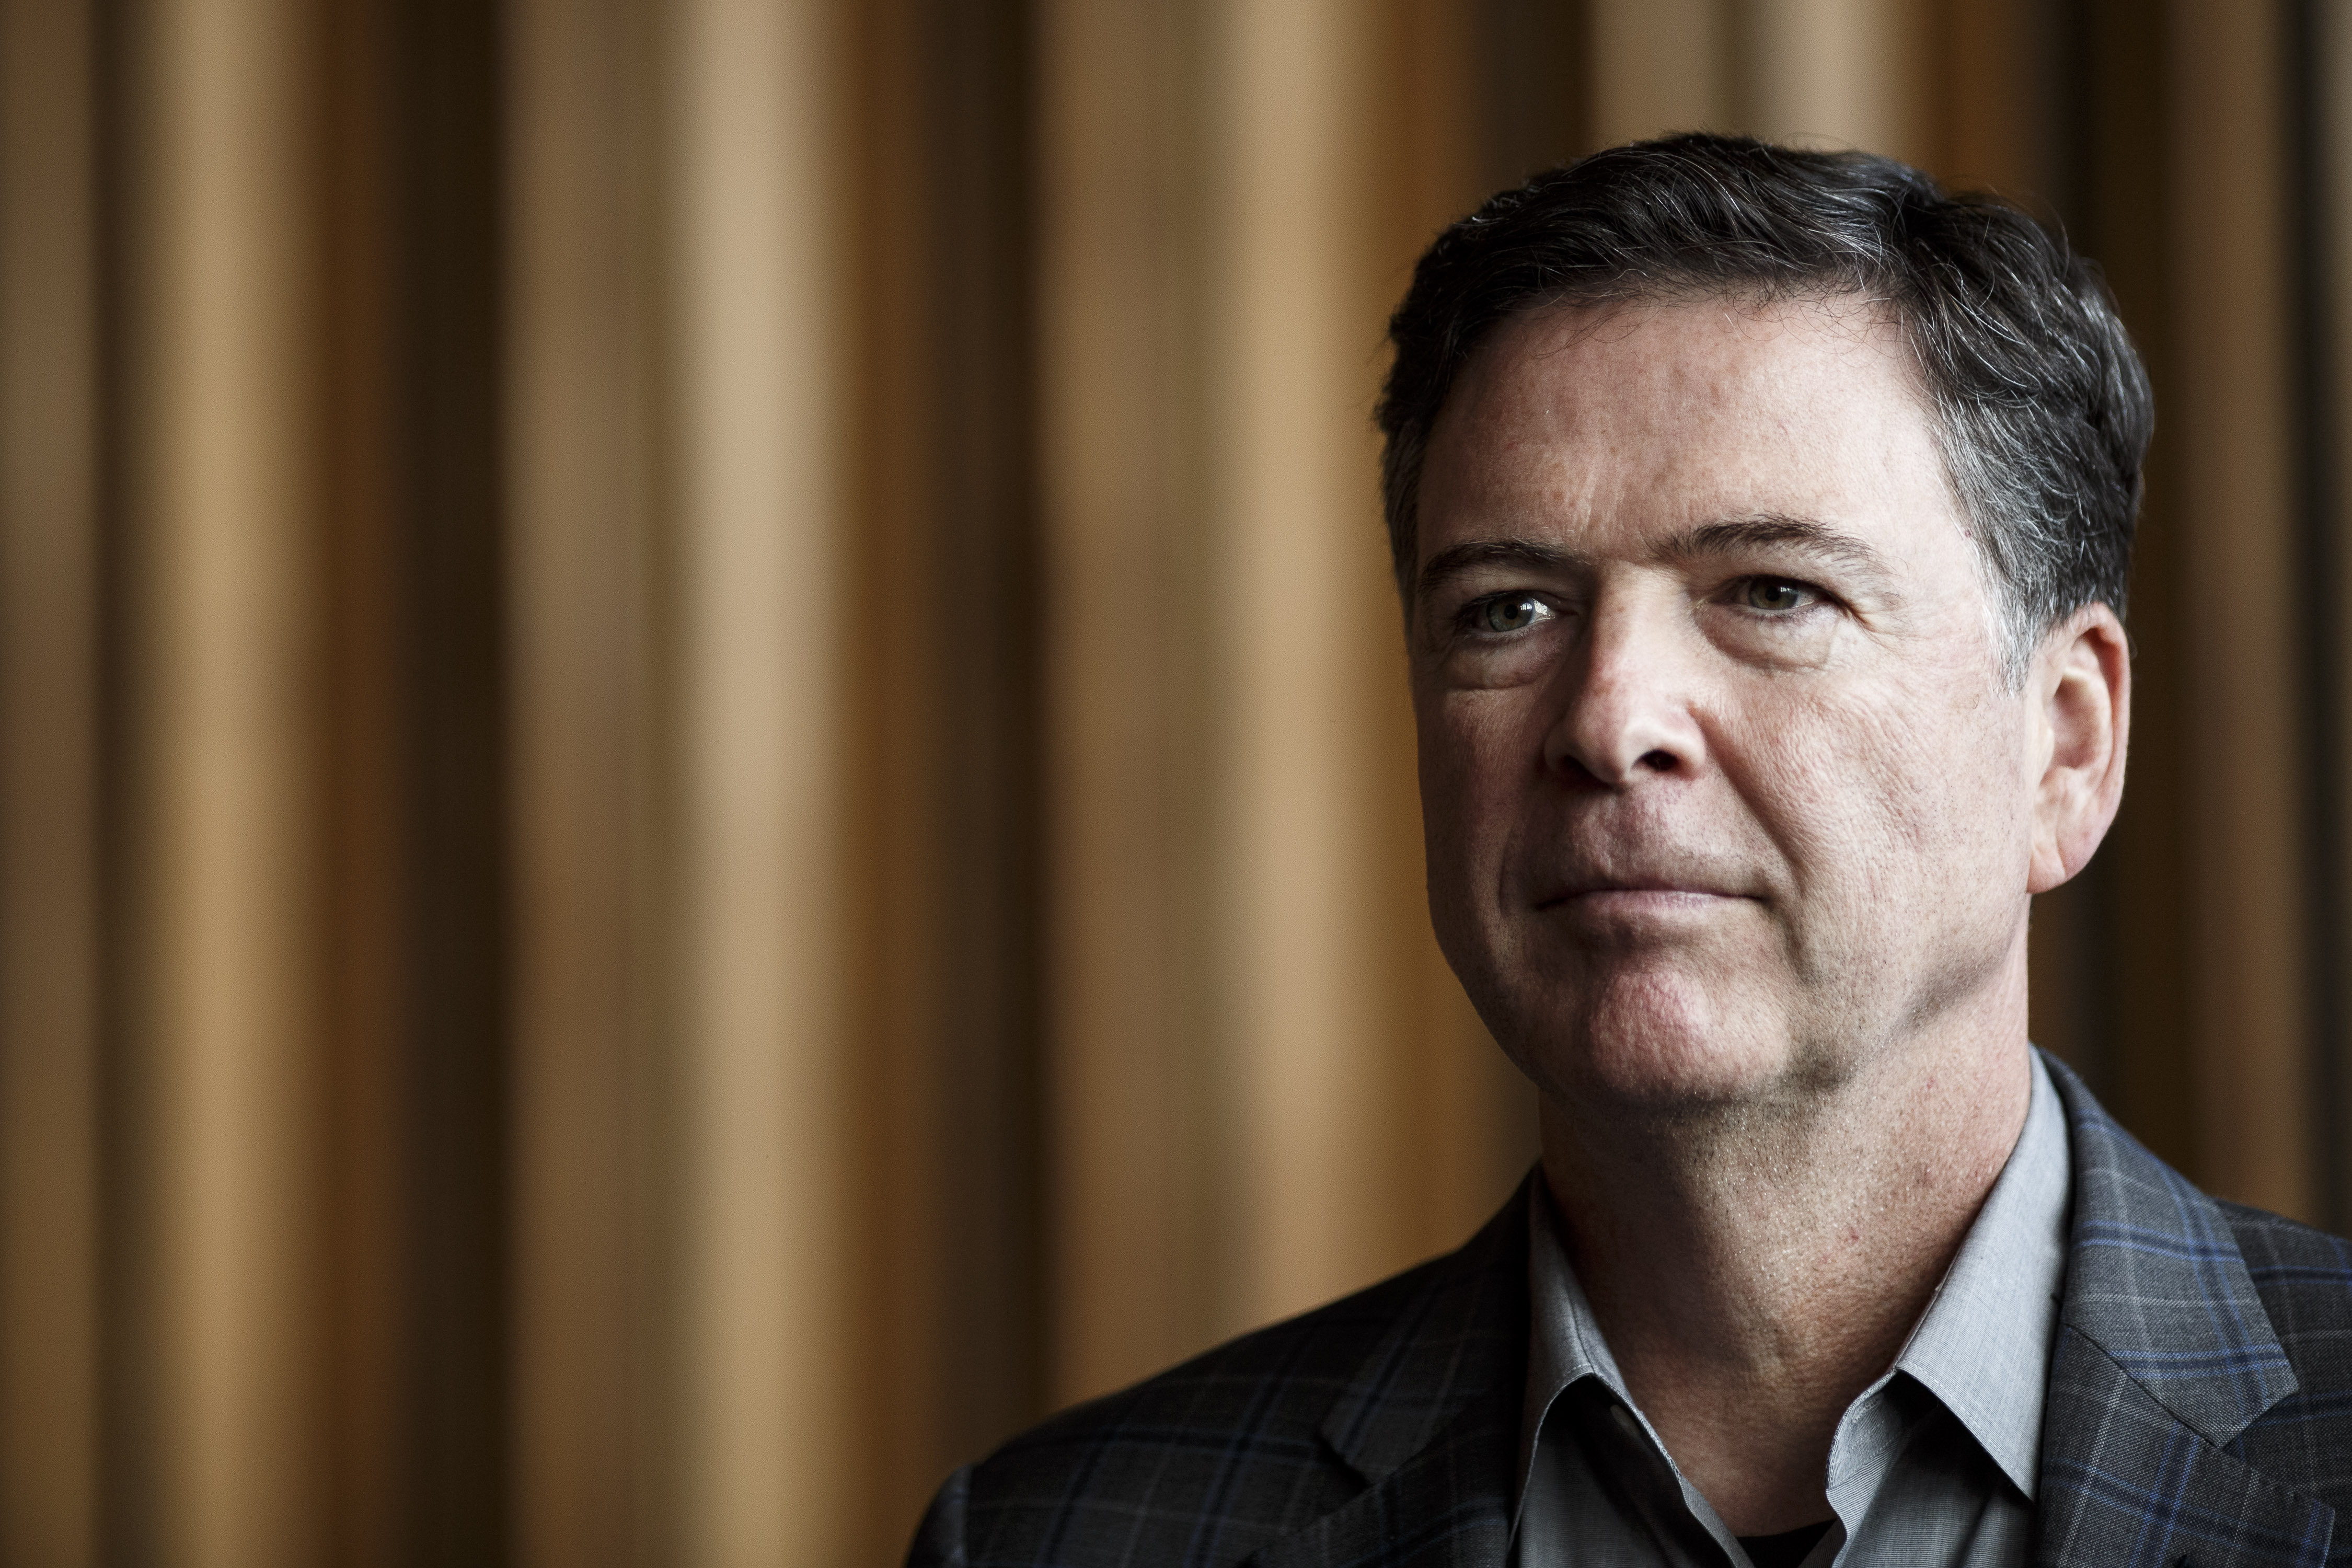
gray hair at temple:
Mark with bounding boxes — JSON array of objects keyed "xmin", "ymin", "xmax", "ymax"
[{"xmin": 1376, "ymin": 133, "xmax": 2154, "ymax": 682}]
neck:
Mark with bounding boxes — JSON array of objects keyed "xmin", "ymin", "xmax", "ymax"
[{"xmin": 1537, "ymin": 996, "xmax": 2033, "ymax": 1536}]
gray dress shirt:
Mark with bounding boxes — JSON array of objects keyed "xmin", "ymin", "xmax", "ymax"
[{"xmin": 1513, "ymin": 1052, "xmax": 2072, "ymax": 1567}]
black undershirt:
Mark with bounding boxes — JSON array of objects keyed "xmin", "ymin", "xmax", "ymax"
[{"xmin": 1736, "ymin": 1520, "xmax": 1835, "ymax": 1568}]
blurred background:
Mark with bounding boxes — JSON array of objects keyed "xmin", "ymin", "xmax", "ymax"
[{"xmin": 0, "ymin": 0, "xmax": 2345, "ymax": 1563}]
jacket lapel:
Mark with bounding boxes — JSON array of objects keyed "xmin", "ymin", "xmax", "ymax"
[
  {"xmin": 1247, "ymin": 1180, "xmax": 1532, "ymax": 1568},
  {"xmin": 2037, "ymin": 1057, "xmax": 2334, "ymax": 1567}
]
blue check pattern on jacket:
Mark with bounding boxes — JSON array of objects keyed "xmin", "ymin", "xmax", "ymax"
[{"xmin": 910, "ymin": 1057, "xmax": 2352, "ymax": 1566}]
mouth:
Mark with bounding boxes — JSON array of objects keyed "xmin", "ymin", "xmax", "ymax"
[{"xmin": 1532, "ymin": 878, "xmax": 1754, "ymax": 913}]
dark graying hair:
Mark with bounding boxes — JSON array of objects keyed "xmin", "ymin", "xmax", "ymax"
[{"xmin": 1377, "ymin": 133, "xmax": 2152, "ymax": 674}]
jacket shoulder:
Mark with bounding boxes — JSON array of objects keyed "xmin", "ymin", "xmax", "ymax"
[
  {"xmin": 2217, "ymin": 1200, "xmax": 2352, "ymax": 1497},
  {"xmin": 1012, "ymin": 1252, "xmax": 1450, "ymax": 1451},
  {"xmin": 939, "ymin": 1258, "xmax": 1448, "ymax": 1567}
]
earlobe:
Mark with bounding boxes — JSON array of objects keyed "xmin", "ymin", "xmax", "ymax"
[{"xmin": 2027, "ymin": 606, "xmax": 2131, "ymax": 894}]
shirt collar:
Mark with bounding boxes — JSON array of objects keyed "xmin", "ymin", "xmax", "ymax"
[
  {"xmin": 1518, "ymin": 1049, "xmax": 2073, "ymax": 1505},
  {"xmin": 1519, "ymin": 1178, "xmax": 1624, "ymax": 1498},
  {"xmin": 1886, "ymin": 1048, "xmax": 2071, "ymax": 1498}
]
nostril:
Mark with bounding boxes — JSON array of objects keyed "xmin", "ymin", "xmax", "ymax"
[{"xmin": 1638, "ymin": 748, "xmax": 1677, "ymax": 772}]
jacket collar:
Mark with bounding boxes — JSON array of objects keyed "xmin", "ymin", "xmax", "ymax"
[
  {"xmin": 2037, "ymin": 1054, "xmax": 2332, "ymax": 1566},
  {"xmin": 1246, "ymin": 1179, "xmax": 1531, "ymax": 1568},
  {"xmin": 2044, "ymin": 1053, "xmax": 2298, "ymax": 1443},
  {"xmin": 1318, "ymin": 1178, "xmax": 1531, "ymax": 1483}
]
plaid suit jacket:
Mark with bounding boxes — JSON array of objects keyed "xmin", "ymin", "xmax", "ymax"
[{"xmin": 910, "ymin": 1056, "xmax": 2352, "ymax": 1566}]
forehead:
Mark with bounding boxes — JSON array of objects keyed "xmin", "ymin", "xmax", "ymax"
[{"xmin": 1418, "ymin": 294, "xmax": 1965, "ymax": 563}]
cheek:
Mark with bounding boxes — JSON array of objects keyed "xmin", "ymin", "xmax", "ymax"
[
  {"xmin": 1730, "ymin": 673, "xmax": 2034, "ymax": 913},
  {"xmin": 1414, "ymin": 689, "xmax": 1538, "ymax": 915}
]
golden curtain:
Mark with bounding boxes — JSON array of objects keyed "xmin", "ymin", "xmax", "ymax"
[{"xmin": 0, "ymin": 2, "xmax": 2345, "ymax": 1564}]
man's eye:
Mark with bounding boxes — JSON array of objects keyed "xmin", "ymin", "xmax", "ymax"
[
  {"xmin": 1471, "ymin": 594, "xmax": 1552, "ymax": 635},
  {"xmin": 1740, "ymin": 577, "xmax": 1816, "ymax": 613}
]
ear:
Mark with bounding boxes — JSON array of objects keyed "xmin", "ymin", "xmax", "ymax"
[{"xmin": 2026, "ymin": 604, "xmax": 2130, "ymax": 894}]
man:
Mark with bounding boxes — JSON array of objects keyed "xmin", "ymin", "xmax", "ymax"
[{"xmin": 909, "ymin": 136, "xmax": 2352, "ymax": 1566}]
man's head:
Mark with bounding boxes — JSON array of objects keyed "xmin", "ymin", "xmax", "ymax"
[
  {"xmin": 1387, "ymin": 137, "xmax": 2145, "ymax": 1112},
  {"xmin": 1379, "ymin": 134, "xmax": 2151, "ymax": 678}
]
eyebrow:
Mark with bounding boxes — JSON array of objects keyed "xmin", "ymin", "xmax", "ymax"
[
  {"xmin": 1413, "ymin": 512, "xmax": 1896, "ymax": 602},
  {"xmin": 1414, "ymin": 537, "xmax": 1577, "ymax": 601},
  {"xmin": 1666, "ymin": 513, "xmax": 1893, "ymax": 575}
]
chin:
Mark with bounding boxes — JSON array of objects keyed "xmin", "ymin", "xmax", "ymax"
[{"xmin": 1498, "ymin": 963, "xmax": 1800, "ymax": 1111}]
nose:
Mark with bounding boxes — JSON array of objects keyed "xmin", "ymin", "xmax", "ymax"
[{"xmin": 1542, "ymin": 595, "xmax": 1705, "ymax": 787}]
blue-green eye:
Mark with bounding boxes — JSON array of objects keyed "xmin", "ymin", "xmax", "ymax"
[
  {"xmin": 1742, "ymin": 577, "xmax": 1815, "ymax": 613},
  {"xmin": 1473, "ymin": 594, "xmax": 1550, "ymax": 634}
]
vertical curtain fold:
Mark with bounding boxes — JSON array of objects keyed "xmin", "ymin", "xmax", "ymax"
[
  {"xmin": 669, "ymin": 0, "xmax": 859, "ymax": 1562},
  {"xmin": 0, "ymin": 0, "xmax": 102, "ymax": 1562},
  {"xmin": 2167, "ymin": 0, "xmax": 2313, "ymax": 1220},
  {"xmin": 134, "ymin": 0, "xmax": 335, "ymax": 1560},
  {"xmin": 506, "ymin": 0, "xmax": 672, "ymax": 1560}
]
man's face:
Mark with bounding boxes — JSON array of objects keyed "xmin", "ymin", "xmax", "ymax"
[{"xmin": 1410, "ymin": 295, "xmax": 2045, "ymax": 1109}]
